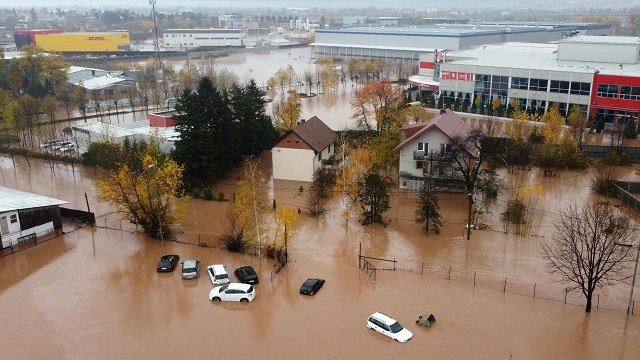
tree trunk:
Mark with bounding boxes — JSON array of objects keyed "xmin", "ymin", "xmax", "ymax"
[{"xmin": 585, "ymin": 290, "xmax": 593, "ymax": 313}]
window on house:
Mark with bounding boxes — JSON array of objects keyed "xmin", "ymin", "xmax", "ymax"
[
  {"xmin": 417, "ymin": 142, "xmax": 427, "ymax": 153},
  {"xmin": 319, "ymin": 151, "xmax": 322, "ymax": 160},
  {"xmin": 328, "ymin": 145, "xmax": 331, "ymax": 153},
  {"xmin": 10, "ymin": 214, "xmax": 17, "ymax": 224},
  {"xmin": 416, "ymin": 161, "xmax": 424, "ymax": 169}
]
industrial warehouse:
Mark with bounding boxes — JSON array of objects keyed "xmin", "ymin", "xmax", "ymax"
[
  {"xmin": 410, "ymin": 35, "xmax": 640, "ymax": 126},
  {"xmin": 13, "ymin": 29, "xmax": 130, "ymax": 52},
  {"xmin": 311, "ymin": 22, "xmax": 610, "ymax": 60},
  {"xmin": 162, "ymin": 28, "xmax": 246, "ymax": 50}
]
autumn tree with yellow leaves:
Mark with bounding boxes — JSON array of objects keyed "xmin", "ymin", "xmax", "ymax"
[
  {"xmin": 333, "ymin": 143, "xmax": 375, "ymax": 217},
  {"xmin": 272, "ymin": 90, "xmax": 302, "ymax": 135},
  {"xmin": 501, "ymin": 182, "xmax": 543, "ymax": 236},
  {"xmin": 233, "ymin": 157, "xmax": 271, "ymax": 255},
  {"xmin": 539, "ymin": 103, "xmax": 565, "ymax": 144},
  {"xmin": 95, "ymin": 141, "xmax": 187, "ymax": 240}
]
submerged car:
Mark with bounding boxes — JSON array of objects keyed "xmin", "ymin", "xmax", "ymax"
[
  {"xmin": 366, "ymin": 312, "xmax": 413, "ymax": 343},
  {"xmin": 209, "ymin": 283, "xmax": 256, "ymax": 302},
  {"xmin": 234, "ymin": 266, "xmax": 259, "ymax": 284},
  {"xmin": 181, "ymin": 259, "xmax": 200, "ymax": 279},
  {"xmin": 207, "ymin": 264, "xmax": 230, "ymax": 285},
  {"xmin": 157, "ymin": 255, "xmax": 180, "ymax": 272},
  {"xmin": 299, "ymin": 278, "xmax": 325, "ymax": 295}
]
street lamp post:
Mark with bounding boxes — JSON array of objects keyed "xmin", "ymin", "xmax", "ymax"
[
  {"xmin": 148, "ymin": 164, "xmax": 164, "ymax": 251},
  {"xmin": 149, "ymin": 0, "xmax": 162, "ymax": 68},
  {"xmin": 626, "ymin": 240, "xmax": 640, "ymax": 320}
]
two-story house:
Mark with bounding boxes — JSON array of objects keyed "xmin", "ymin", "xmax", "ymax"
[{"xmin": 395, "ymin": 109, "xmax": 473, "ymax": 190}]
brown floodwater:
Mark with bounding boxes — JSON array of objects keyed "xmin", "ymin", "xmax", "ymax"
[
  {"xmin": 1, "ymin": 154, "xmax": 640, "ymax": 359},
  {"xmin": 3, "ymin": 47, "xmax": 640, "ymax": 358}
]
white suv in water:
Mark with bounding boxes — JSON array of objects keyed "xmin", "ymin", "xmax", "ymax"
[
  {"xmin": 366, "ymin": 312, "xmax": 413, "ymax": 343},
  {"xmin": 207, "ymin": 264, "xmax": 230, "ymax": 285}
]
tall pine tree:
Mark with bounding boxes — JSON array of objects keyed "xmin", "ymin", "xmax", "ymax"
[{"xmin": 416, "ymin": 180, "xmax": 442, "ymax": 234}]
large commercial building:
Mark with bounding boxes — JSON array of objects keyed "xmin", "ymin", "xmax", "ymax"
[
  {"xmin": 14, "ymin": 30, "xmax": 130, "ymax": 52},
  {"xmin": 162, "ymin": 29, "xmax": 245, "ymax": 50},
  {"xmin": 414, "ymin": 36, "xmax": 640, "ymax": 126},
  {"xmin": 312, "ymin": 22, "xmax": 608, "ymax": 60}
]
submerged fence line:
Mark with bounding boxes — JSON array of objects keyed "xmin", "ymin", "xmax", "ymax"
[{"xmin": 373, "ymin": 258, "xmax": 635, "ymax": 316}]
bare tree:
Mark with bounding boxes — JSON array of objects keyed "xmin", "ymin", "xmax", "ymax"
[
  {"xmin": 449, "ymin": 129, "xmax": 499, "ymax": 240},
  {"xmin": 303, "ymin": 69, "xmax": 315, "ymax": 95},
  {"xmin": 540, "ymin": 200, "xmax": 635, "ymax": 313}
]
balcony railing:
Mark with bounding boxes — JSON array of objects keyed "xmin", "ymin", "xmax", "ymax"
[{"xmin": 413, "ymin": 150, "xmax": 453, "ymax": 161}]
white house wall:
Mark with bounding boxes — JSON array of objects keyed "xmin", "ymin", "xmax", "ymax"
[
  {"xmin": 398, "ymin": 130, "xmax": 450, "ymax": 188},
  {"xmin": 272, "ymin": 147, "xmax": 315, "ymax": 182},
  {"xmin": 1, "ymin": 220, "xmax": 54, "ymax": 248}
]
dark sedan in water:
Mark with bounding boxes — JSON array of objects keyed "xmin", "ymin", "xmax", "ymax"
[
  {"xmin": 157, "ymin": 255, "xmax": 180, "ymax": 272},
  {"xmin": 300, "ymin": 278, "xmax": 325, "ymax": 295}
]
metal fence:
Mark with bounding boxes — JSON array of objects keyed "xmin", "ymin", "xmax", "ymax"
[
  {"xmin": 368, "ymin": 257, "xmax": 635, "ymax": 316},
  {"xmin": 613, "ymin": 181, "xmax": 640, "ymax": 213},
  {"xmin": 0, "ymin": 229, "xmax": 57, "ymax": 258},
  {"xmin": 582, "ymin": 145, "xmax": 640, "ymax": 160}
]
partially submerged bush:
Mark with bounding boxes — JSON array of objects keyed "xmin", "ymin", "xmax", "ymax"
[{"xmin": 219, "ymin": 228, "xmax": 247, "ymax": 253}]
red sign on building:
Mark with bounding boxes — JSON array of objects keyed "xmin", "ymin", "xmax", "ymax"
[{"xmin": 441, "ymin": 71, "xmax": 475, "ymax": 81}]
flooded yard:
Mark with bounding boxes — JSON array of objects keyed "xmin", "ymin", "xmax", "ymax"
[
  {"xmin": 2, "ymin": 46, "xmax": 640, "ymax": 359},
  {"xmin": 1, "ymin": 154, "xmax": 640, "ymax": 359}
]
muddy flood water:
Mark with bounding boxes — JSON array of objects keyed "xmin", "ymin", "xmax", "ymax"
[
  {"xmin": 2, "ymin": 46, "xmax": 640, "ymax": 359},
  {"xmin": 1, "ymin": 152, "xmax": 640, "ymax": 360}
]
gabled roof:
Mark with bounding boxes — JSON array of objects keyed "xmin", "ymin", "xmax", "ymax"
[
  {"xmin": 0, "ymin": 186, "xmax": 67, "ymax": 213},
  {"xmin": 292, "ymin": 116, "xmax": 338, "ymax": 153},
  {"xmin": 394, "ymin": 109, "xmax": 473, "ymax": 153}
]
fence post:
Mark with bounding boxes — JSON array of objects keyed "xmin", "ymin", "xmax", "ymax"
[
  {"xmin": 198, "ymin": 234, "xmax": 201, "ymax": 246},
  {"xmin": 597, "ymin": 294, "xmax": 599, "ymax": 309},
  {"xmin": 448, "ymin": 266, "xmax": 451, "ymax": 280},
  {"xmin": 503, "ymin": 278, "xmax": 507, "ymax": 292},
  {"xmin": 393, "ymin": 258, "xmax": 396, "ymax": 271},
  {"xmin": 533, "ymin": 283, "xmax": 536, "ymax": 298},
  {"xmin": 474, "ymin": 271, "xmax": 476, "ymax": 286},
  {"xmin": 564, "ymin": 289, "xmax": 568, "ymax": 303},
  {"xmin": 633, "ymin": 300, "xmax": 635, "ymax": 315},
  {"xmin": 421, "ymin": 262, "xmax": 424, "ymax": 275}
]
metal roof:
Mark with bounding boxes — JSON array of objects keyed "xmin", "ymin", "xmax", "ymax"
[
  {"xmin": 73, "ymin": 120, "xmax": 179, "ymax": 140},
  {"xmin": 164, "ymin": 28, "xmax": 242, "ymax": 34},
  {"xmin": 0, "ymin": 186, "xmax": 67, "ymax": 213},
  {"xmin": 446, "ymin": 42, "xmax": 640, "ymax": 76},
  {"xmin": 311, "ymin": 42, "xmax": 436, "ymax": 52}
]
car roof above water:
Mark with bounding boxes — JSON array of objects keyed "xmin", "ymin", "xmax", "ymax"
[
  {"xmin": 370, "ymin": 312, "xmax": 396, "ymax": 325},
  {"xmin": 183, "ymin": 259, "xmax": 198, "ymax": 268}
]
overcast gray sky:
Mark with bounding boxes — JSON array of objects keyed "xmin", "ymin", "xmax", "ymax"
[{"xmin": 0, "ymin": 0, "xmax": 636, "ymax": 9}]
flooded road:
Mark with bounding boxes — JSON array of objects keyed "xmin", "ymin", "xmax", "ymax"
[{"xmin": 1, "ymin": 154, "xmax": 640, "ymax": 359}]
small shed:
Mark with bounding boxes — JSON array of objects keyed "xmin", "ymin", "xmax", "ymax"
[{"xmin": 0, "ymin": 187, "xmax": 67, "ymax": 249}]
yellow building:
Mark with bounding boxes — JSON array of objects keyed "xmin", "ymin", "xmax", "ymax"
[{"xmin": 35, "ymin": 32, "xmax": 130, "ymax": 52}]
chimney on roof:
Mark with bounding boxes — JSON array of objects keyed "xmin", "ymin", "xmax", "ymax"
[
  {"xmin": 300, "ymin": 119, "xmax": 306, "ymax": 123},
  {"xmin": 440, "ymin": 109, "xmax": 446, "ymax": 115}
]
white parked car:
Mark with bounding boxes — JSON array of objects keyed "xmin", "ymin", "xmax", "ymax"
[
  {"xmin": 366, "ymin": 312, "xmax": 413, "ymax": 343},
  {"xmin": 58, "ymin": 142, "xmax": 76, "ymax": 153},
  {"xmin": 209, "ymin": 283, "xmax": 256, "ymax": 302},
  {"xmin": 207, "ymin": 264, "xmax": 230, "ymax": 285},
  {"xmin": 39, "ymin": 139, "xmax": 62, "ymax": 148}
]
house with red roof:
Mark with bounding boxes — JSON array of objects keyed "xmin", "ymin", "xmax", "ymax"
[
  {"xmin": 272, "ymin": 116, "xmax": 338, "ymax": 182},
  {"xmin": 395, "ymin": 109, "xmax": 473, "ymax": 190}
]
